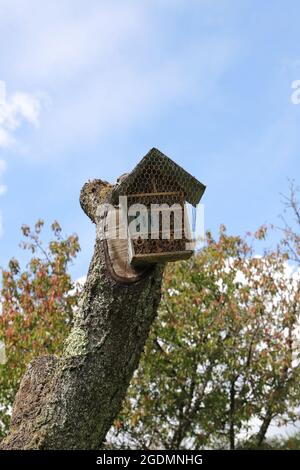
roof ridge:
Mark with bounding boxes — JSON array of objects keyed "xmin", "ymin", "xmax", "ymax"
[{"xmin": 112, "ymin": 148, "xmax": 206, "ymax": 206}]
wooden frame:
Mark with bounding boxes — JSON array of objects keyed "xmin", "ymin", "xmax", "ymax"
[
  {"xmin": 129, "ymin": 248, "xmax": 194, "ymax": 265},
  {"xmin": 128, "ymin": 203, "xmax": 195, "ymax": 265}
]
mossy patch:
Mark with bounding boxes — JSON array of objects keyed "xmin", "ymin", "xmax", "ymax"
[{"xmin": 64, "ymin": 327, "xmax": 88, "ymax": 358}]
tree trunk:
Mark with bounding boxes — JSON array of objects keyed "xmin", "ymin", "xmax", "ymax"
[
  {"xmin": 255, "ymin": 408, "xmax": 273, "ymax": 447},
  {"xmin": 229, "ymin": 380, "xmax": 235, "ymax": 450},
  {"xmin": 0, "ymin": 179, "xmax": 164, "ymax": 450}
]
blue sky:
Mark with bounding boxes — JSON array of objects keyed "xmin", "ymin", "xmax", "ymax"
[{"xmin": 0, "ymin": 0, "xmax": 300, "ymax": 278}]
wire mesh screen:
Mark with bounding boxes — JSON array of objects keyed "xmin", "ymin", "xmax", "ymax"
[
  {"xmin": 125, "ymin": 155, "xmax": 185, "ymax": 194},
  {"xmin": 112, "ymin": 148, "xmax": 206, "ymax": 207}
]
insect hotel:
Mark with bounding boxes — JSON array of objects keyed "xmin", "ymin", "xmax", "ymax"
[{"xmin": 110, "ymin": 148, "xmax": 206, "ymax": 268}]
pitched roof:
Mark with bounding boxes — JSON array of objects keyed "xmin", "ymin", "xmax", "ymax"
[{"xmin": 112, "ymin": 148, "xmax": 206, "ymax": 206}]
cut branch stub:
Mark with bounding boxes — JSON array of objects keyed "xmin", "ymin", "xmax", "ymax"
[{"xmin": 80, "ymin": 179, "xmax": 112, "ymax": 223}]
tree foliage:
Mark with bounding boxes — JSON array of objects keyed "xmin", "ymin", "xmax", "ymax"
[
  {"xmin": 0, "ymin": 220, "xmax": 80, "ymax": 438},
  {"xmin": 262, "ymin": 432, "xmax": 300, "ymax": 450},
  {"xmin": 109, "ymin": 225, "xmax": 300, "ymax": 449}
]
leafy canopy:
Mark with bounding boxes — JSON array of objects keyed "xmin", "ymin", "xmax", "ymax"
[
  {"xmin": 110, "ymin": 226, "xmax": 300, "ymax": 449},
  {"xmin": 0, "ymin": 220, "xmax": 80, "ymax": 438}
]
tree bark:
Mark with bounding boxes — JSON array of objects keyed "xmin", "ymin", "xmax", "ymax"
[
  {"xmin": 0, "ymin": 179, "xmax": 164, "ymax": 450},
  {"xmin": 229, "ymin": 379, "xmax": 236, "ymax": 450}
]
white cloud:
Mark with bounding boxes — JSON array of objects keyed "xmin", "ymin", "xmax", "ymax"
[
  {"xmin": 0, "ymin": 128, "xmax": 12, "ymax": 148},
  {"xmin": 0, "ymin": 2, "xmax": 151, "ymax": 84},
  {"xmin": 0, "ymin": 211, "xmax": 3, "ymax": 238},
  {"xmin": 75, "ymin": 276, "xmax": 86, "ymax": 286},
  {"xmin": 0, "ymin": 1, "xmax": 237, "ymax": 154},
  {"xmin": 0, "ymin": 80, "xmax": 41, "ymax": 148},
  {"xmin": 0, "ymin": 158, "xmax": 6, "ymax": 196}
]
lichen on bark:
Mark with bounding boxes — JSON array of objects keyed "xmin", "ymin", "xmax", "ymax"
[{"xmin": 64, "ymin": 326, "xmax": 89, "ymax": 358}]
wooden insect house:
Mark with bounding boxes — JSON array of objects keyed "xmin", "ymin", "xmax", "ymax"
[{"xmin": 111, "ymin": 148, "xmax": 206, "ymax": 266}]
